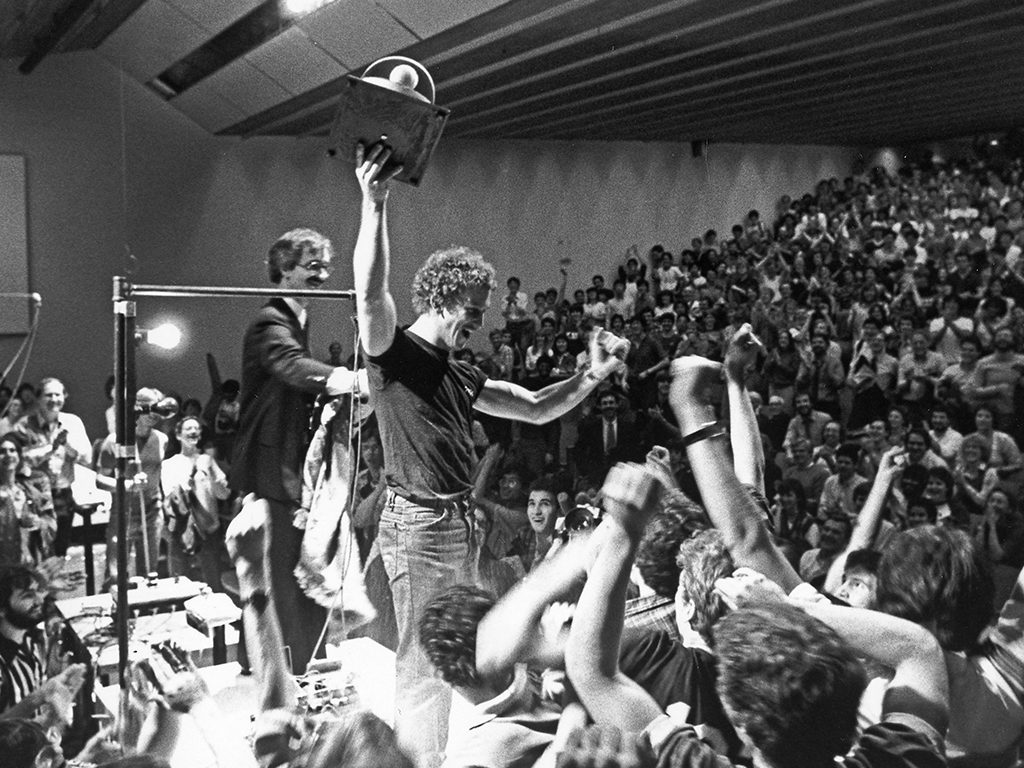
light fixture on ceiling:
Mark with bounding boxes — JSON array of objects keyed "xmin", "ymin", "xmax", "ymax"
[{"xmin": 282, "ymin": 0, "xmax": 338, "ymax": 16}]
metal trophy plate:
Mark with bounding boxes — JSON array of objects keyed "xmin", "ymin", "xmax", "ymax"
[{"xmin": 327, "ymin": 74, "xmax": 450, "ymax": 187}]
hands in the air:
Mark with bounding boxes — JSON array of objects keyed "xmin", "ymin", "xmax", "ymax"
[{"xmin": 355, "ymin": 142, "xmax": 403, "ymax": 204}]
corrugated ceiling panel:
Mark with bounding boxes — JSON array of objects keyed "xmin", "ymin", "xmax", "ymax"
[
  {"xmin": 298, "ymin": 0, "xmax": 417, "ymax": 71},
  {"xmin": 170, "ymin": 77, "xmax": 250, "ymax": 132},
  {"xmin": 245, "ymin": 26, "xmax": 349, "ymax": 96},
  {"xmin": 97, "ymin": 0, "xmax": 208, "ymax": 83},
  {"xmin": 189, "ymin": 56, "xmax": 294, "ymax": 116},
  {"xmin": 376, "ymin": 0, "xmax": 512, "ymax": 39},
  {"xmin": 163, "ymin": 0, "xmax": 266, "ymax": 34}
]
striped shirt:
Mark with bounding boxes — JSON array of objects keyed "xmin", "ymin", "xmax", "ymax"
[{"xmin": 0, "ymin": 630, "xmax": 44, "ymax": 712}]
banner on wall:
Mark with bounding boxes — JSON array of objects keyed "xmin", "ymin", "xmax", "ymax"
[{"xmin": 0, "ymin": 156, "xmax": 30, "ymax": 334}]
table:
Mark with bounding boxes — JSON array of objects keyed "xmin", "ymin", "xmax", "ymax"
[
  {"xmin": 93, "ymin": 639, "xmax": 397, "ymax": 768},
  {"xmin": 56, "ymin": 581, "xmax": 219, "ymax": 684}
]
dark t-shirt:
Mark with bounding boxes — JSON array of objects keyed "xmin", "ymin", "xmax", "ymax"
[
  {"xmin": 366, "ymin": 327, "xmax": 488, "ymax": 504},
  {"xmin": 653, "ymin": 717, "xmax": 944, "ymax": 768},
  {"xmin": 619, "ymin": 629, "xmax": 743, "ymax": 759}
]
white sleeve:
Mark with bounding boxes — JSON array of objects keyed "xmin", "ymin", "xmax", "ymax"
[{"xmin": 325, "ymin": 367, "xmax": 366, "ymax": 397}]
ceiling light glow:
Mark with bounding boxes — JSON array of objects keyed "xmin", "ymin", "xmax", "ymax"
[{"xmin": 283, "ymin": 0, "xmax": 336, "ymax": 16}]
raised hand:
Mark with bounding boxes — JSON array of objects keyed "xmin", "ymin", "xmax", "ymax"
[
  {"xmin": 588, "ymin": 329, "xmax": 630, "ymax": 379},
  {"xmin": 37, "ymin": 663, "xmax": 87, "ymax": 726},
  {"xmin": 669, "ymin": 356, "xmax": 725, "ymax": 432},
  {"xmin": 644, "ymin": 445, "xmax": 674, "ymax": 488},
  {"xmin": 147, "ymin": 641, "xmax": 211, "ymax": 713},
  {"xmin": 600, "ymin": 462, "xmax": 661, "ymax": 539},
  {"xmin": 35, "ymin": 556, "xmax": 86, "ymax": 595},
  {"xmin": 878, "ymin": 445, "xmax": 908, "ymax": 476},
  {"xmin": 355, "ymin": 142, "xmax": 402, "ymax": 204},
  {"xmin": 724, "ymin": 322, "xmax": 764, "ymax": 382},
  {"xmin": 714, "ymin": 566, "xmax": 788, "ymax": 610}
]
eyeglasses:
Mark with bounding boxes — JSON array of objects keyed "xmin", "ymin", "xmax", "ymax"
[{"xmin": 297, "ymin": 260, "xmax": 333, "ymax": 274}]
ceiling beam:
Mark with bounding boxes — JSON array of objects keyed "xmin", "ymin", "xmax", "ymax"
[
  {"xmin": 19, "ymin": 0, "xmax": 99, "ymax": 73},
  {"xmin": 60, "ymin": 0, "xmax": 148, "ymax": 51}
]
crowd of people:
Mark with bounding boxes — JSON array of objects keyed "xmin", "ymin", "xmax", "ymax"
[{"xmin": 1, "ymin": 146, "xmax": 1024, "ymax": 768}]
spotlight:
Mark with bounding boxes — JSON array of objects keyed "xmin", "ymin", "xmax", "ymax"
[
  {"xmin": 282, "ymin": 0, "xmax": 336, "ymax": 16},
  {"xmin": 137, "ymin": 323, "xmax": 181, "ymax": 350}
]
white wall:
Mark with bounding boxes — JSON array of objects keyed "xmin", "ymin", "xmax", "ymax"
[{"xmin": 0, "ymin": 51, "xmax": 863, "ymax": 436}]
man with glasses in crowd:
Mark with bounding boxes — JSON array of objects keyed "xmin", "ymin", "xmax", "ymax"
[{"xmin": 230, "ymin": 228, "xmax": 364, "ymax": 674}]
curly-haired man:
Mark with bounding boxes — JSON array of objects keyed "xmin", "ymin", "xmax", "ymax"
[{"xmin": 352, "ymin": 144, "xmax": 627, "ymax": 768}]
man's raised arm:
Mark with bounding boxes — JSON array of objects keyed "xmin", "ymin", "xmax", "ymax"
[
  {"xmin": 353, "ymin": 143, "xmax": 401, "ymax": 357},
  {"xmin": 723, "ymin": 323, "xmax": 766, "ymax": 495},
  {"xmin": 475, "ymin": 328, "xmax": 627, "ymax": 424},
  {"xmin": 564, "ymin": 463, "xmax": 665, "ymax": 732}
]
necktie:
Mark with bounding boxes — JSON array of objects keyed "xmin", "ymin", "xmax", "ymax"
[{"xmin": 605, "ymin": 420, "xmax": 617, "ymax": 454}]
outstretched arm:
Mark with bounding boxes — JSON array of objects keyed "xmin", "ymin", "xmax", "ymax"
[
  {"xmin": 721, "ymin": 570, "xmax": 949, "ymax": 735},
  {"xmin": 564, "ymin": 464, "xmax": 665, "ymax": 731},
  {"xmin": 475, "ymin": 533, "xmax": 594, "ymax": 681},
  {"xmin": 802, "ymin": 600, "xmax": 948, "ymax": 734},
  {"xmin": 353, "ymin": 143, "xmax": 401, "ymax": 357},
  {"xmin": 670, "ymin": 356, "xmax": 802, "ymax": 593},
  {"xmin": 475, "ymin": 329, "xmax": 627, "ymax": 424}
]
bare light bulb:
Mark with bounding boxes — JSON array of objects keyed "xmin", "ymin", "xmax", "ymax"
[{"xmin": 146, "ymin": 323, "xmax": 182, "ymax": 350}]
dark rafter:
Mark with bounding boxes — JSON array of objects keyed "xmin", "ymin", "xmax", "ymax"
[{"xmin": 19, "ymin": 0, "xmax": 99, "ymax": 74}]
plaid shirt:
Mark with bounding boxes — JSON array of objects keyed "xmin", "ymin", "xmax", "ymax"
[{"xmin": 624, "ymin": 594, "xmax": 682, "ymax": 642}]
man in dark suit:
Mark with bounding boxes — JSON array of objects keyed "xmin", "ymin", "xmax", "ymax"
[
  {"xmin": 231, "ymin": 228, "xmax": 362, "ymax": 674},
  {"xmin": 575, "ymin": 389, "xmax": 642, "ymax": 486}
]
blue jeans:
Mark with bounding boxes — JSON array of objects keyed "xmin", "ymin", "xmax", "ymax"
[{"xmin": 378, "ymin": 490, "xmax": 478, "ymax": 768}]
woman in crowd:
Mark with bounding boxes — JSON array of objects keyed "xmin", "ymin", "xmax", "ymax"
[
  {"xmin": 886, "ymin": 406, "xmax": 909, "ymax": 448},
  {"xmin": 162, "ymin": 415, "xmax": 229, "ymax": 590},
  {"xmin": 762, "ymin": 327, "xmax": 800, "ymax": 410},
  {"xmin": 964, "ymin": 405, "xmax": 1023, "ymax": 477},
  {"xmin": 974, "ymin": 485, "xmax": 1024, "ymax": 569},
  {"xmin": 954, "ymin": 433, "xmax": 1000, "ymax": 522},
  {"xmin": 0, "ymin": 433, "xmax": 53, "ymax": 568},
  {"xmin": 770, "ymin": 478, "xmax": 818, "ymax": 551}
]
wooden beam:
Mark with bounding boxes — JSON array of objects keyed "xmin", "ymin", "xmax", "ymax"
[
  {"xmin": 19, "ymin": 0, "xmax": 99, "ymax": 73},
  {"xmin": 59, "ymin": 0, "xmax": 147, "ymax": 51}
]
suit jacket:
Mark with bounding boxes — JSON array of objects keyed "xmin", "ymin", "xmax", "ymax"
[
  {"xmin": 230, "ymin": 298, "xmax": 334, "ymax": 504},
  {"xmin": 575, "ymin": 413, "xmax": 643, "ymax": 484}
]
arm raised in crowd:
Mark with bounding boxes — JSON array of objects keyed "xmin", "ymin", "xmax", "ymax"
[
  {"xmin": 823, "ymin": 446, "xmax": 902, "ymax": 594},
  {"xmin": 723, "ymin": 323, "xmax": 766, "ymax": 495},
  {"xmin": 803, "ymin": 600, "xmax": 948, "ymax": 734},
  {"xmin": 564, "ymin": 463, "xmax": 665, "ymax": 732},
  {"xmin": 669, "ymin": 356, "xmax": 802, "ymax": 593},
  {"xmin": 720, "ymin": 569, "xmax": 949, "ymax": 736},
  {"xmin": 475, "ymin": 531, "xmax": 593, "ymax": 680}
]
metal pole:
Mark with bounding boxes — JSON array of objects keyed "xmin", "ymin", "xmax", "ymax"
[
  {"xmin": 112, "ymin": 277, "xmax": 136, "ymax": 690},
  {"xmin": 111, "ymin": 277, "xmax": 357, "ymax": 692},
  {"xmin": 130, "ymin": 285, "xmax": 355, "ymax": 300}
]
